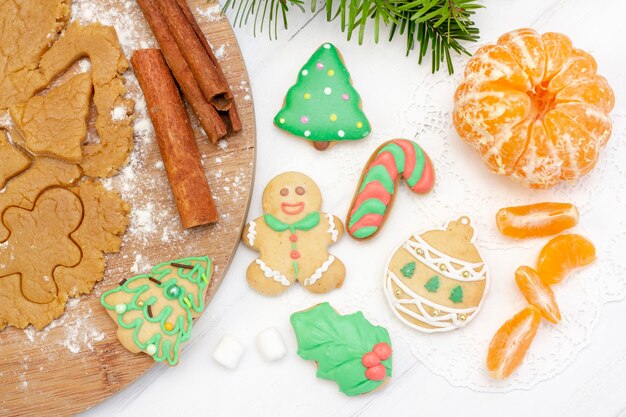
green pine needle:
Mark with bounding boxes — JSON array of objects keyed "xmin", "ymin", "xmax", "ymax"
[{"xmin": 221, "ymin": 0, "xmax": 482, "ymax": 74}]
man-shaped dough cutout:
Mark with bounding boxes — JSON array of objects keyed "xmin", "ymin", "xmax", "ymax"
[{"xmin": 0, "ymin": 188, "xmax": 83, "ymax": 303}]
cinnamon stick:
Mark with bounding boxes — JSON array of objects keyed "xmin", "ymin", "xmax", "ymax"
[
  {"xmin": 155, "ymin": 0, "xmax": 231, "ymax": 111},
  {"xmin": 174, "ymin": 0, "xmax": 242, "ymax": 132},
  {"xmin": 131, "ymin": 49, "xmax": 217, "ymax": 228},
  {"xmin": 136, "ymin": 0, "xmax": 227, "ymax": 142}
]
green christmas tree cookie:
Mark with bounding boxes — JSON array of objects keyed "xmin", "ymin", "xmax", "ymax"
[
  {"xmin": 274, "ymin": 43, "xmax": 371, "ymax": 151},
  {"xmin": 100, "ymin": 256, "xmax": 212, "ymax": 366},
  {"xmin": 449, "ymin": 285, "xmax": 464, "ymax": 303},
  {"xmin": 290, "ymin": 302, "xmax": 392, "ymax": 396}
]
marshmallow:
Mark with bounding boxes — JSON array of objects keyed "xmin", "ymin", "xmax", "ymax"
[
  {"xmin": 255, "ymin": 327, "xmax": 287, "ymax": 362},
  {"xmin": 212, "ymin": 334, "xmax": 245, "ymax": 369}
]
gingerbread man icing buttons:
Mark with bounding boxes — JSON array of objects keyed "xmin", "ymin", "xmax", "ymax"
[
  {"xmin": 383, "ymin": 216, "xmax": 489, "ymax": 333},
  {"xmin": 241, "ymin": 172, "xmax": 345, "ymax": 296}
]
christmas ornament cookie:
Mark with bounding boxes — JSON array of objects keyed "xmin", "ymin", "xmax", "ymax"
[
  {"xmin": 100, "ymin": 256, "xmax": 212, "ymax": 366},
  {"xmin": 241, "ymin": 172, "xmax": 345, "ymax": 296},
  {"xmin": 346, "ymin": 139, "xmax": 435, "ymax": 239},
  {"xmin": 384, "ymin": 216, "xmax": 488, "ymax": 332},
  {"xmin": 274, "ymin": 43, "xmax": 371, "ymax": 151},
  {"xmin": 290, "ymin": 303, "xmax": 392, "ymax": 396}
]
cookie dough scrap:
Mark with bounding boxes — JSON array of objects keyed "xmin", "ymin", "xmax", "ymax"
[
  {"xmin": 0, "ymin": 156, "xmax": 82, "ymax": 242},
  {"xmin": 0, "ymin": 187, "xmax": 83, "ymax": 304},
  {"xmin": 10, "ymin": 73, "xmax": 93, "ymax": 163},
  {"xmin": 0, "ymin": 0, "xmax": 71, "ymax": 109},
  {"xmin": 0, "ymin": 131, "xmax": 31, "ymax": 189},
  {"xmin": 55, "ymin": 180, "xmax": 130, "ymax": 297},
  {"xmin": 38, "ymin": 22, "xmax": 135, "ymax": 177}
]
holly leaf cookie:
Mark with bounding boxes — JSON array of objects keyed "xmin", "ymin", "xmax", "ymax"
[
  {"xmin": 290, "ymin": 302, "xmax": 392, "ymax": 396},
  {"xmin": 274, "ymin": 43, "xmax": 371, "ymax": 151},
  {"xmin": 100, "ymin": 256, "xmax": 212, "ymax": 366}
]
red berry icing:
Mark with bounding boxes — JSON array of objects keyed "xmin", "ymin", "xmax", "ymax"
[
  {"xmin": 361, "ymin": 351, "xmax": 380, "ymax": 368},
  {"xmin": 290, "ymin": 234, "xmax": 298, "ymax": 242},
  {"xmin": 365, "ymin": 364, "xmax": 386, "ymax": 381},
  {"xmin": 290, "ymin": 250, "xmax": 301, "ymax": 259},
  {"xmin": 373, "ymin": 342, "xmax": 392, "ymax": 360}
]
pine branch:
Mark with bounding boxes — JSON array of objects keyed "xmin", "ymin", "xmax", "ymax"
[{"xmin": 221, "ymin": 0, "xmax": 483, "ymax": 74}]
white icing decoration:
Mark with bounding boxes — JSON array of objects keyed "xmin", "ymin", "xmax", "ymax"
[
  {"xmin": 302, "ymin": 69, "xmax": 309, "ymax": 76},
  {"xmin": 326, "ymin": 214, "xmax": 338, "ymax": 242},
  {"xmin": 115, "ymin": 303, "xmax": 126, "ymax": 314},
  {"xmin": 303, "ymin": 255, "xmax": 335, "ymax": 286},
  {"xmin": 324, "ymin": 87, "xmax": 332, "ymax": 95},
  {"xmin": 247, "ymin": 220, "xmax": 257, "ymax": 246},
  {"xmin": 385, "ymin": 271, "xmax": 477, "ymax": 332},
  {"xmin": 403, "ymin": 235, "xmax": 486, "ymax": 282},
  {"xmin": 338, "ymin": 130, "xmax": 345, "ymax": 138},
  {"xmin": 146, "ymin": 344, "xmax": 157, "ymax": 355},
  {"xmin": 323, "ymin": 43, "xmax": 331, "ymax": 49},
  {"xmin": 256, "ymin": 259, "xmax": 290, "ymax": 286},
  {"xmin": 383, "ymin": 218, "xmax": 489, "ymax": 333},
  {"xmin": 304, "ymin": 130, "xmax": 311, "ymax": 137}
]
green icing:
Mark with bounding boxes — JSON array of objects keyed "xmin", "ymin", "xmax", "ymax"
[
  {"xmin": 449, "ymin": 285, "xmax": 464, "ymax": 303},
  {"xmin": 274, "ymin": 43, "xmax": 371, "ymax": 142},
  {"xmin": 359, "ymin": 165, "xmax": 395, "ymax": 194},
  {"xmin": 406, "ymin": 141, "xmax": 426, "ymax": 187},
  {"xmin": 378, "ymin": 143, "xmax": 406, "ymax": 173},
  {"xmin": 348, "ymin": 198, "xmax": 387, "ymax": 227},
  {"xmin": 352, "ymin": 226, "xmax": 378, "ymax": 239},
  {"xmin": 100, "ymin": 256, "xmax": 211, "ymax": 366},
  {"xmin": 424, "ymin": 275, "xmax": 440, "ymax": 292},
  {"xmin": 290, "ymin": 302, "xmax": 392, "ymax": 396},
  {"xmin": 400, "ymin": 262, "xmax": 416, "ymax": 278},
  {"xmin": 264, "ymin": 211, "xmax": 320, "ymax": 233}
]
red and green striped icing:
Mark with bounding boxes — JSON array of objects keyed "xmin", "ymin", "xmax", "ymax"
[{"xmin": 347, "ymin": 139, "xmax": 435, "ymax": 239}]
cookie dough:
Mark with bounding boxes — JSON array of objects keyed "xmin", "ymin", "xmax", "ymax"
[
  {"xmin": 0, "ymin": 131, "xmax": 31, "ymax": 189},
  {"xmin": 0, "ymin": 188, "xmax": 83, "ymax": 304},
  {"xmin": 10, "ymin": 73, "xmax": 93, "ymax": 162},
  {"xmin": 38, "ymin": 22, "xmax": 134, "ymax": 177},
  {"xmin": 54, "ymin": 180, "xmax": 130, "ymax": 297},
  {"xmin": 0, "ymin": 0, "xmax": 70, "ymax": 109}
]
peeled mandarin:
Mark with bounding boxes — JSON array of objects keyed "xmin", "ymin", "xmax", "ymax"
[
  {"xmin": 536, "ymin": 234, "xmax": 596, "ymax": 284},
  {"xmin": 496, "ymin": 202, "xmax": 579, "ymax": 239},
  {"xmin": 453, "ymin": 28, "xmax": 615, "ymax": 189},
  {"xmin": 486, "ymin": 306, "xmax": 541, "ymax": 380},
  {"xmin": 515, "ymin": 266, "xmax": 561, "ymax": 324}
]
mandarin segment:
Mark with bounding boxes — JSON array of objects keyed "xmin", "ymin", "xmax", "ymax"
[
  {"xmin": 556, "ymin": 74, "xmax": 615, "ymax": 113},
  {"xmin": 487, "ymin": 305, "xmax": 541, "ymax": 380},
  {"xmin": 542, "ymin": 32, "xmax": 573, "ymax": 81},
  {"xmin": 454, "ymin": 28, "xmax": 614, "ymax": 188},
  {"xmin": 536, "ymin": 234, "xmax": 596, "ymax": 284},
  {"xmin": 464, "ymin": 44, "xmax": 531, "ymax": 91},
  {"xmin": 511, "ymin": 120, "xmax": 561, "ymax": 189},
  {"xmin": 496, "ymin": 202, "xmax": 579, "ymax": 239},
  {"xmin": 515, "ymin": 266, "xmax": 561, "ymax": 324}
]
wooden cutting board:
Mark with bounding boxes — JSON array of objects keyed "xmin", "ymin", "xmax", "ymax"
[{"xmin": 0, "ymin": 1, "xmax": 255, "ymax": 415}]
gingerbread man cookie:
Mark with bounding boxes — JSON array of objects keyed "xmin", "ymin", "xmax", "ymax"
[
  {"xmin": 241, "ymin": 172, "xmax": 345, "ymax": 296},
  {"xmin": 0, "ymin": 187, "xmax": 83, "ymax": 303}
]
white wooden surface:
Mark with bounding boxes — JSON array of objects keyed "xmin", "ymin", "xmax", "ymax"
[{"xmin": 81, "ymin": 0, "xmax": 626, "ymax": 415}]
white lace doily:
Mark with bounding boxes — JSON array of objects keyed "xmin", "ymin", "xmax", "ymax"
[{"xmin": 279, "ymin": 44, "xmax": 626, "ymax": 392}]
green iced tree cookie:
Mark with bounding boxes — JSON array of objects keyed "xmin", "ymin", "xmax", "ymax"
[
  {"xmin": 424, "ymin": 275, "xmax": 440, "ymax": 293},
  {"xmin": 100, "ymin": 256, "xmax": 212, "ymax": 366},
  {"xmin": 274, "ymin": 43, "xmax": 371, "ymax": 150},
  {"xmin": 400, "ymin": 262, "xmax": 416, "ymax": 278}
]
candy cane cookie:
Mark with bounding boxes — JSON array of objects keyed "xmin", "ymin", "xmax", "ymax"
[{"xmin": 346, "ymin": 139, "xmax": 435, "ymax": 239}]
